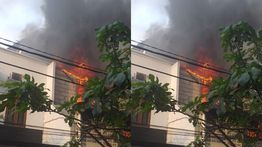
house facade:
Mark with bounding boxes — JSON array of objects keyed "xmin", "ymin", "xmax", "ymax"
[
  {"xmin": 0, "ymin": 47, "xmax": 70, "ymax": 146},
  {"xmin": 131, "ymin": 49, "xmax": 196, "ymax": 146}
]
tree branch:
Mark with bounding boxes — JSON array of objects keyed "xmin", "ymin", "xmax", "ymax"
[
  {"xmin": 216, "ymin": 126, "xmax": 236, "ymax": 147},
  {"xmin": 75, "ymin": 122, "xmax": 106, "ymax": 147},
  {"xmin": 172, "ymin": 108, "xmax": 238, "ymax": 146},
  {"xmin": 48, "ymin": 108, "xmax": 112, "ymax": 147},
  {"xmin": 209, "ymin": 130, "xmax": 230, "ymax": 147},
  {"xmin": 173, "ymin": 108, "xmax": 262, "ymax": 133}
]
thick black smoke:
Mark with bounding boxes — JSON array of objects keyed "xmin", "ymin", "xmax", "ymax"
[
  {"xmin": 20, "ymin": 0, "xmax": 130, "ymax": 69},
  {"xmin": 144, "ymin": 0, "xmax": 262, "ymax": 67}
]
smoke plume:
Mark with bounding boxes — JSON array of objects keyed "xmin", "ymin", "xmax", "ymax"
[
  {"xmin": 20, "ymin": 0, "xmax": 130, "ymax": 69},
  {"xmin": 144, "ymin": 0, "xmax": 262, "ymax": 67}
]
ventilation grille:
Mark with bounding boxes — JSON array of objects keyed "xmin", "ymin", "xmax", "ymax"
[
  {"xmin": 134, "ymin": 72, "xmax": 146, "ymax": 81},
  {"xmin": 9, "ymin": 72, "xmax": 22, "ymax": 81}
]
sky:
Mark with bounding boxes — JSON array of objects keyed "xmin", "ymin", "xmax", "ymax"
[
  {"xmin": 131, "ymin": 0, "xmax": 169, "ymax": 42},
  {"xmin": 0, "ymin": 0, "xmax": 167, "ymax": 44},
  {"xmin": 0, "ymin": 0, "xmax": 44, "ymax": 42}
]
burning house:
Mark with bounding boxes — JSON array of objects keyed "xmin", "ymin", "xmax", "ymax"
[
  {"xmin": 0, "ymin": 0, "xmax": 130, "ymax": 147},
  {"xmin": 136, "ymin": 0, "xmax": 262, "ymax": 146},
  {"xmin": 179, "ymin": 61, "xmax": 218, "ymax": 105},
  {"xmin": 0, "ymin": 46, "xmax": 110, "ymax": 146},
  {"xmin": 131, "ymin": 45, "xmax": 240, "ymax": 147},
  {"xmin": 0, "ymin": 47, "xmax": 70, "ymax": 146},
  {"xmin": 131, "ymin": 48, "xmax": 196, "ymax": 147},
  {"xmin": 53, "ymin": 60, "xmax": 110, "ymax": 146},
  {"xmin": 2, "ymin": 0, "xmax": 131, "ymax": 146},
  {"xmin": 54, "ymin": 61, "xmax": 92, "ymax": 105}
]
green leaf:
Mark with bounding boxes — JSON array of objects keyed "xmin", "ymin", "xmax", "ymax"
[
  {"xmin": 239, "ymin": 72, "xmax": 250, "ymax": 86},
  {"xmin": 148, "ymin": 74, "xmax": 154, "ymax": 81},
  {"xmin": 250, "ymin": 67, "xmax": 261, "ymax": 80},
  {"xmin": 83, "ymin": 91, "xmax": 91, "ymax": 100},
  {"xmin": 38, "ymin": 83, "xmax": 45, "ymax": 88},
  {"xmin": 114, "ymin": 73, "xmax": 126, "ymax": 87},
  {"xmin": 93, "ymin": 102, "xmax": 102, "ymax": 115},
  {"xmin": 0, "ymin": 100, "xmax": 7, "ymax": 112},
  {"xmin": 24, "ymin": 74, "xmax": 30, "ymax": 81},
  {"xmin": 216, "ymin": 99, "xmax": 226, "ymax": 115}
]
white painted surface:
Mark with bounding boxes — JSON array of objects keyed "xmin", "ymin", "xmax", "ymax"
[
  {"xmin": 0, "ymin": 48, "xmax": 70, "ymax": 145},
  {"xmin": 166, "ymin": 107, "xmax": 195, "ymax": 145},
  {"xmin": 42, "ymin": 111, "xmax": 71, "ymax": 145},
  {"xmin": 132, "ymin": 50, "xmax": 174, "ymax": 128},
  {"xmin": 131, "ymin": 49, "xmax": 195, "ymax": 145}
]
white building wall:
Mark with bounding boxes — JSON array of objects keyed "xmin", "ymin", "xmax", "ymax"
[
  {"xmin": 131, "ymin": 50, "xmax": 195, "ymax": 146},
  {"xmin": 132, "ymin": 50, "xmax": 172, "ymax": 127},
  {"xmin": 42, "ymin": 61, "xmax": 71, "ymax": 145},
  {"xmin": 0, "ymin": 48, "xmax": 70, "ymax": 146}
]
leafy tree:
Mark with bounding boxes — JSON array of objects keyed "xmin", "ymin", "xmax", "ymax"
[
  {"xmin": 0, "ymin": 19, "xmax": 175, "ymax": 146},
  {"xmin": 0, "ymin": 21, "xmax": 133, "ymax": 147},
  {"xmin": 0, "ymin": 21, "xmax": 173, "ymax": 147},
  {"xmin": 182, "ymin": 21, "xmax": 262, "ymax": 147},
  {"xmin": 3, "ymin": 19, "xmax": 260, "ymax": 147}
]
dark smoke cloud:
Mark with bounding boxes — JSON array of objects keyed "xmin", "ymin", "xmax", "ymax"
[
  {"xmin": 20, "ymin": 0, "xmax": 130, "ymax": 69},
  {"xmin": 144, "ymin": 0, "xmax": 262, "ymax": 67}
]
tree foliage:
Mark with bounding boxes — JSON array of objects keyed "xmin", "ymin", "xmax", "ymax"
[
  {"xmin": 0, "ymin": 75, "xmax": 52, "ymax": 113},
  {"xmin": 0, "ymin": 21, "xmax": 132, "ymax": 147},
  {"xmin": 130, "ymin": 74, "xmax": 174, "ymax": 113},
  {"xmin": 2, "ymin": 20, "xmax": 260, "ymax": 147},
  {"xmin": 183, "ymin": 21, "xmax": 262, "ymax": 146},
  {"xmin": 0, "ymin": 21, "xmax": 173, "ymax": 147}
]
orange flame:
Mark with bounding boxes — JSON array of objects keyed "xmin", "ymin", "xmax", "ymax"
[
  {"xmin": 247, "ymin": 124, "xmax": 262, "ymax": 139},
  {"xmin": 62, "ymin": 62, "xmax": 90, "ymax": 103},
  {"xmin": 121, "ymin": 130, "xmax": 131, "ymax": 138},
  {"xmin": 186, "ymin": 68, "xmax": 213, "ymax": 85},
  {"xmin": 183, "ymin": 62, "xmax": 216, "ymax": 103}
]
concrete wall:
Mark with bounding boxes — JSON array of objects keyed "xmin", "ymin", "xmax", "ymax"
[
  {"xmin": 131, "ymin": 50, "xmax": 195, "ymax": 146},
  {"xmin": 132, "ymin": 50, "xmax": 174, "ymax": 128},
  {"xmin": 166, "ymin": 108, "xmax": 195, "ymax": 146},
  {"xmin": 0, "ymin": 48, "xmax": 48, "ymax": 128},
  {"xmin": 0, "ymin": 48, "xmax": 70, "ymax": 146}
]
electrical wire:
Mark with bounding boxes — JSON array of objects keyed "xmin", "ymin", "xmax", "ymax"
[
  {"xmin": 132, "ymin": 122, "xmax": 202, "ymax": 134},
  {"xmin": 0, "ymin": 53, "xmax": 205, "ymax": 133},
  {"xmin": 131, "ymin": 44, "xmax": 230, "ymax": 75},
  {"xmin": 0, "ymin": 41, "xmax": 106, "ymax": 75},
  {"xmin": 0, "ymin": 60, "xmax": 84, "ymax": 87},
  {"xmin": 0, "ymin": 54, "xmax": 206, "ymax": 131},
  {"xmin": 131, "ymin": 40, "xmax": 228, "ymax": 71},
  {"xmin": 132, "ymin": 63, "xmax": 208, "ymax": 86},
  {"xmin": 0, "ymin": 39, "xmax": 219, "ymax": 87},
  {"xmin": 1, "ymin": 120, "xmax": 113, "ymax": 140},
  {"xmin": 0, "ymin": 120, "xmax": 223, "ymax": 142},
  {"xmin": 0, "ymin": 37, "xmax": 103, "ymax": 72},
  {"xmin": 0, "ymin": 120, "xmax": 74, "ymax": 133},
  {"xmin": 0, "ymin": 56, "xmax": 209, "ymax": 134},
  {"xmin": 0, "ymin": 40, "xmax": 238, "ymax": 143},
  {"xmin": 2, "ymin": 37, "xmax": 225, "ymax": 76},
  {"xmin": 1, "ymin": 113, "xmax": 204, "ymax": 135},
  {"xmin": 0, "ymin": 57, "xmax": 210, "ymax": 90}
]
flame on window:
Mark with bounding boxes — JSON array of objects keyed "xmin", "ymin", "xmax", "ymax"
[
  {"xmin": 183, "ymin": 62, "xmax": 216, "ymax": 103},
  {"xmin": 62, "ymin": 62, "xmax": 90, "ymax": 103}
]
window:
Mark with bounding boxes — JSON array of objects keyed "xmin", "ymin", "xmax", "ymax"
[
  {"xmin": 135, "ymin": 72, "xmax": 147, "ymax": 81},
  {"xmin": 4, "ymin": 72, "xmax": 26, "ymax": 127},
  {"xmin": 178, "ymin": 69, "xmax": 201, "ymax": 104},
  {"xmin": 5, "ymin": 108, "xmax": 26, "ymax": 127},
  {"xmin": 132, "ymin": 112, "xmax": 151, "ymax": 127},
  {"xmin": 132, "ymin": 72, "xmax": 151, "ymax": 126},
  {"xmin": 9, "ymin": 72, "xmax": 22, "ymax": 81},
  {"xmin": 54, "ymin": 69, "xmax": 77, "ymax": 105}
]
